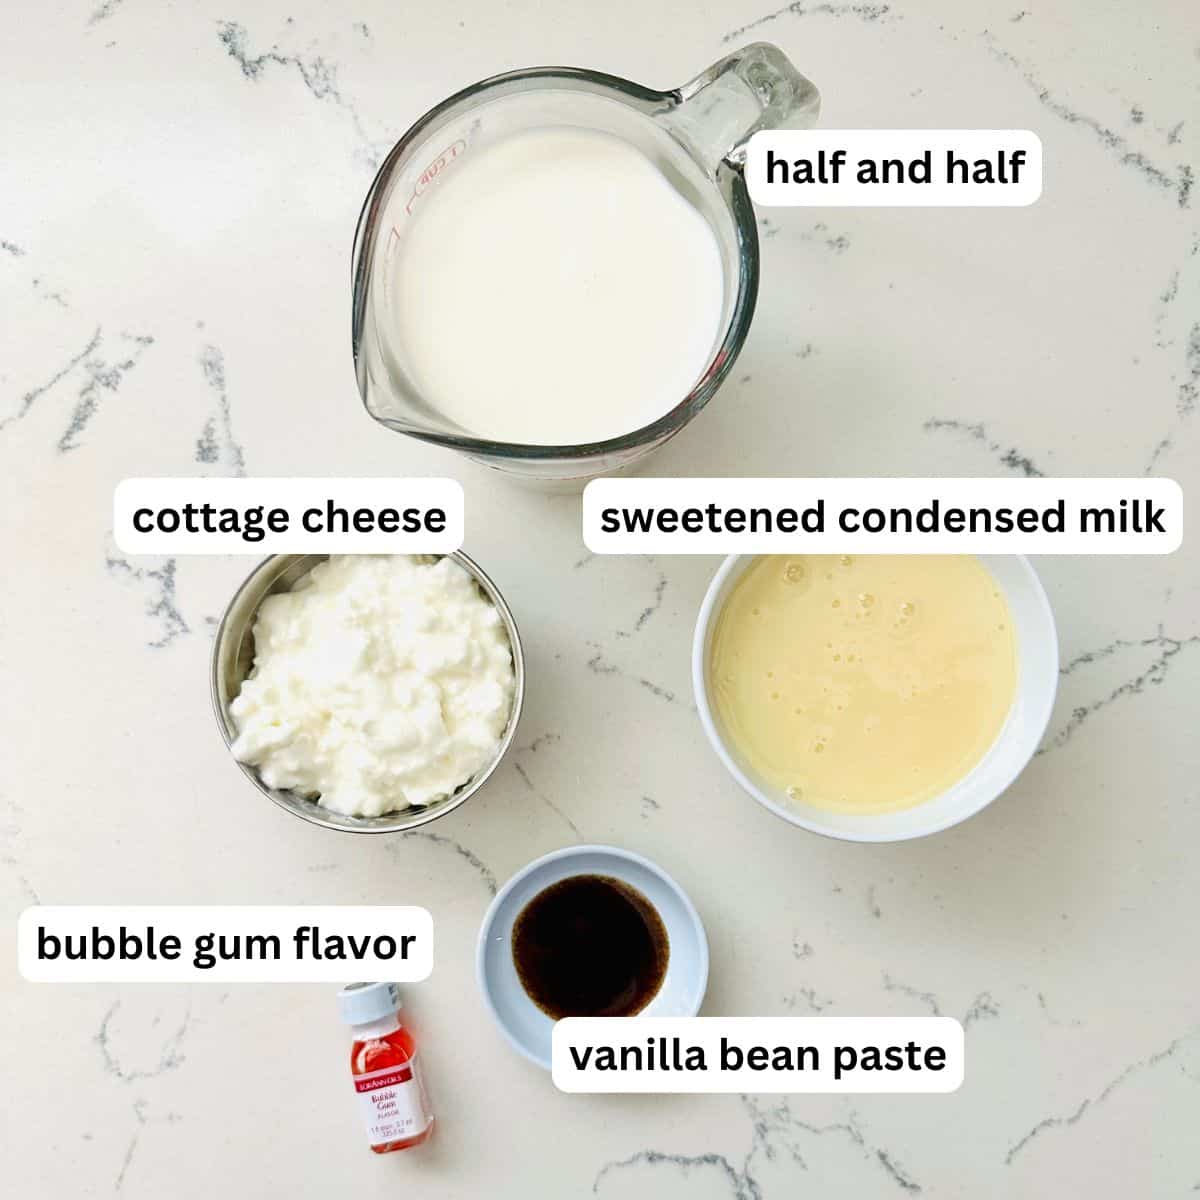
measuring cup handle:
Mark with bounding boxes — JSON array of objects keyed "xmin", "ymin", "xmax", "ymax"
[{"xmin": 662, "ymin": 43, "xmax": 820, "ymax": 171}]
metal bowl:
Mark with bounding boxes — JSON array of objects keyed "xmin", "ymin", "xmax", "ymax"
[{"xmin": 211, "ymin": 552, "xmax": 525, "ymax": 833}]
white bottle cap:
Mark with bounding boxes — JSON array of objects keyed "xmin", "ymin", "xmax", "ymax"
[{"xmin": 337, "ymin": 981, "xmax": 401, "ymax": 1026}]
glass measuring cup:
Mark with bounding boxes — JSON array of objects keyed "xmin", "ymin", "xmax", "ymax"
[{"xmin": 351, "ymin": 44, "xmax": 819, "ymax": 482}]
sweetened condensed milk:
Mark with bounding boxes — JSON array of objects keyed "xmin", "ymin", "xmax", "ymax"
[{"xmin": 709, "ymin": 555, "xmax": 1018, "ymax": 814}]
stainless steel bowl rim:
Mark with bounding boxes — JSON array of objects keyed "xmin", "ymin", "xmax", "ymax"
[{"xmin": 210, "ymin": 551, "xmax": 526, "ymax": 834}]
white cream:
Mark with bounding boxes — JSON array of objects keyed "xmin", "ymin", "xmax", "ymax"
[
  {"xmin": 229, "ymin": 555, "xmax": 515, "ymax": 817},
  {"xmin": 391, "ymin": 125, "xmax": 726, "ymax": 445}
]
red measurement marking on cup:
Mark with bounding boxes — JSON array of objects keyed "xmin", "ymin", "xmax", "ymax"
[{"xmin": 405, "ymin": 140, "xmax": 467, "ymax": 214}]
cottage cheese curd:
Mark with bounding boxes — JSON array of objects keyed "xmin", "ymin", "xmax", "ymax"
[{"xmin": 229, "ymin": 555, "xmax": 515, "ymax": 817}]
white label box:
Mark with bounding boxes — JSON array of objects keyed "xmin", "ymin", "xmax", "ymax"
[
  {"xmin": 583, "ymin": 477, "xmax": 1182, "ymax": 555},
  {"xmin": 747, "ymin": 130, "xmax": 1042, "ymax": 206},
  {"xmin": 19, "ymin": 906, "xmax": 433, "ymax": 983},
  {"xmin": 114, "ymin": 478, "xmax": 463, "ymax": 554},
  {"xmin": 554, "ymin": 1017, "xmax": 964, "ymax": 1093}
]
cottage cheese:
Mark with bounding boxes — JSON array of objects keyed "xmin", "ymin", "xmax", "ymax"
[{"xmin": 229, "ymin": 555, "xmax": 515, "ymax": 817}]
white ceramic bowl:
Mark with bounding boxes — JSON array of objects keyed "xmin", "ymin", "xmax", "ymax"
[
  {"xmin": 692, "ymin": 554, "xmax": 1058, "ymax": 842},
  {"xmin": 476, "ymin": 845, "xmax": 709, "ymax": 1069}
]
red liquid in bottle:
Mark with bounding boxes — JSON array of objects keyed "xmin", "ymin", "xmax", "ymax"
[
  {"xmin": 350, "ymin": 1023, "xmax": 434, "ymax": 1154},
  {"xmin": 339, "ymin": 982, "xmax": 434, "ymax": 1154}
]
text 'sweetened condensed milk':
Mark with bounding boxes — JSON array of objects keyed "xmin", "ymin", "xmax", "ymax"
[
  {"xmin": 391, "ymin": 126, "xmax": 725, "ymax": 446},
  {"xmin": 709, "ymin": 555, "xmax": 1018, "ymax": 814}
]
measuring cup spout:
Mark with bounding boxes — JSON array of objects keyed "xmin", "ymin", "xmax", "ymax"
[{"xmin": 662, "ymin": 43, "xmax": 821, "ymax": 172}]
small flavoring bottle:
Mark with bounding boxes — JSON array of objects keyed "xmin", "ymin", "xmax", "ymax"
[{"xmin": 338, "ymin": 982, "xmax": 434, "ymax": 1154}]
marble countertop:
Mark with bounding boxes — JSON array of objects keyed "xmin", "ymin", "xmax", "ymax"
[{"xmin": 3, "ymin": 0, "xmax": 1197, "ymax": 1195}]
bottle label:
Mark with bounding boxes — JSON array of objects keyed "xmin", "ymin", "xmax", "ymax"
[{"xmin": 353, "ymin": 1059, "xmax": 432, "ymax": 1146}]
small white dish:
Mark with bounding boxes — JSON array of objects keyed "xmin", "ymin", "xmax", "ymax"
[
  {"xmin": 692, "ymin": 554, "xmax": 1059, "ymax": 842},
  {"xmin": 476, "ymin": 845, "xmax": 709, "ymax": 1069}
]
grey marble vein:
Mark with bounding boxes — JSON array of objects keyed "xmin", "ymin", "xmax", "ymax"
[
  {"xmin": 785, "ymin": 984, "xmax": 834, "ymax": 1012},
  {"xmin": 875, "ymin": 1148, "xmax": 921, "ymax": 1193},
  {"xmin": 742, "ymin": 1095, "xmax": 810, "ymax": 1172},
  {"xmin": 114, "ymin": 1131, "xmax": 139, "ymax": 1190},
  {"xmin": 1042, "ymin": 627, "xmax": 1200, "ymax": 752},
  {"xmin": 112, "ymin": 1098, "xmax": 160, "ymax": 1191},
  {"xmin": 88, "ymin": 0, "xmax": 125, "ymax": 25},
  {"xmin": 4, "ymin": 324, "xmax": 153, "ymax": 450},
  {"xmin": 1005, "ymin": 1028, "xmax": 1200, "ymax": 1163},
  {"xmin": 1154, "ymin": 269, "xmax": 1180, "ymax": 349},
  {"xmin": 2, "ymin": 239, "xmax": 72, "ymax": 307},
  {"xmin": 512, "ymin": 760, "xmax": 583, "ymax": 839},
  {"xmin": 795, "ymin": 220, "xmax": 853, "ymax": 254},
  {"xmin": 216, "ymin": 20, "xmax": 382, "ymax": 166},
  {"xmin": 394, "ymin": 830, "xmax": 498, "ymax": 894},
  {"xmin": 1037, "ymin": 991, "xmax": 1083, "ymax": 1028},
  {"xmin": 962, "ymin": 991, "xmax": 1000, "ymax": 1028},
  {"xmin": 595, "ymin": 1148, "xmax": 758, "ymax": 1200},
  {"xmin": 106, "ymin": 554, "xmax": 190, "ymax": 648},
  {"xmin": 586, "ymin": 646, "xmax": 619, "ymax": 677},
  {"xmin": 724, "ymin": 2, "xmax": 896, "ymax": 43},
  {"xmin": 882, "ymin": 973, "xmax": 1002, "ymax": 1030},
  {"xmin": 882, "ymin": 971, "xmax": 942, "ymax": 1015},
  {"xmin": 32, "ymin": 277, "xmax": 70, "ymax": 308},
  {"xmin": 637, "ymin": 677, "xmax": 678, "ymax": 703},
  {"xmin": 96, "ymin": 1000, "xmax": 190, "ymax": 1084},
  {"xmin": 923, "ymin": 417, "xmax": 1045, "ymax": 475},
  {"xmin": 586, "ymin": 643, "xmax": 681, "ymax": 705},
  {"xmin": 518, "ymin": 732, "xmax": 561, "ymax": 755},
  {"xmin": 1, "ymin": 794, "xmax": 39, "ymax": 903},
  {"xmin": 58, "ymin": 332, "xmax": 154, "ymax": 453},
  {"xmin": 754, "ymin": 1102, "xmax": 922, "ymax": 1193},
  {"xmin": 1177, "ymin": 322, "xmax": 1199, "ymax": 417},
  {"xmin": 2, "ymin": 326, "xmax": 101, "ymax": 433},
  {"xmin": 981, "ymin": 33, "xmax": 1191, "ymax": 207},
  {"xmin": 1145, "ymin": 244, "xmax": 1199, "ymax": 470},
  {"xmin": 595, "ymin": 1097, "xmax": 922, "ymax": 1197},
  {"xmin": 1144, "ymin": 433, "xmax": 1173, "ymax": 474},
  {"xmin": 195, "ymin": 344, "xmax": 246, "ymax": 475},
  {"xmin": 1, "ymin": 859, "xmax": 39, "ymax": 904},
  {"xmin": 617, "ymin": 569, "xmax": 668, "ymax": 638}
]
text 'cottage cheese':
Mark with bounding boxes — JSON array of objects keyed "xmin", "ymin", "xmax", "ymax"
[{"xmin": 230, "ymin": 555, "xmax": 515, "ymax": 817}]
